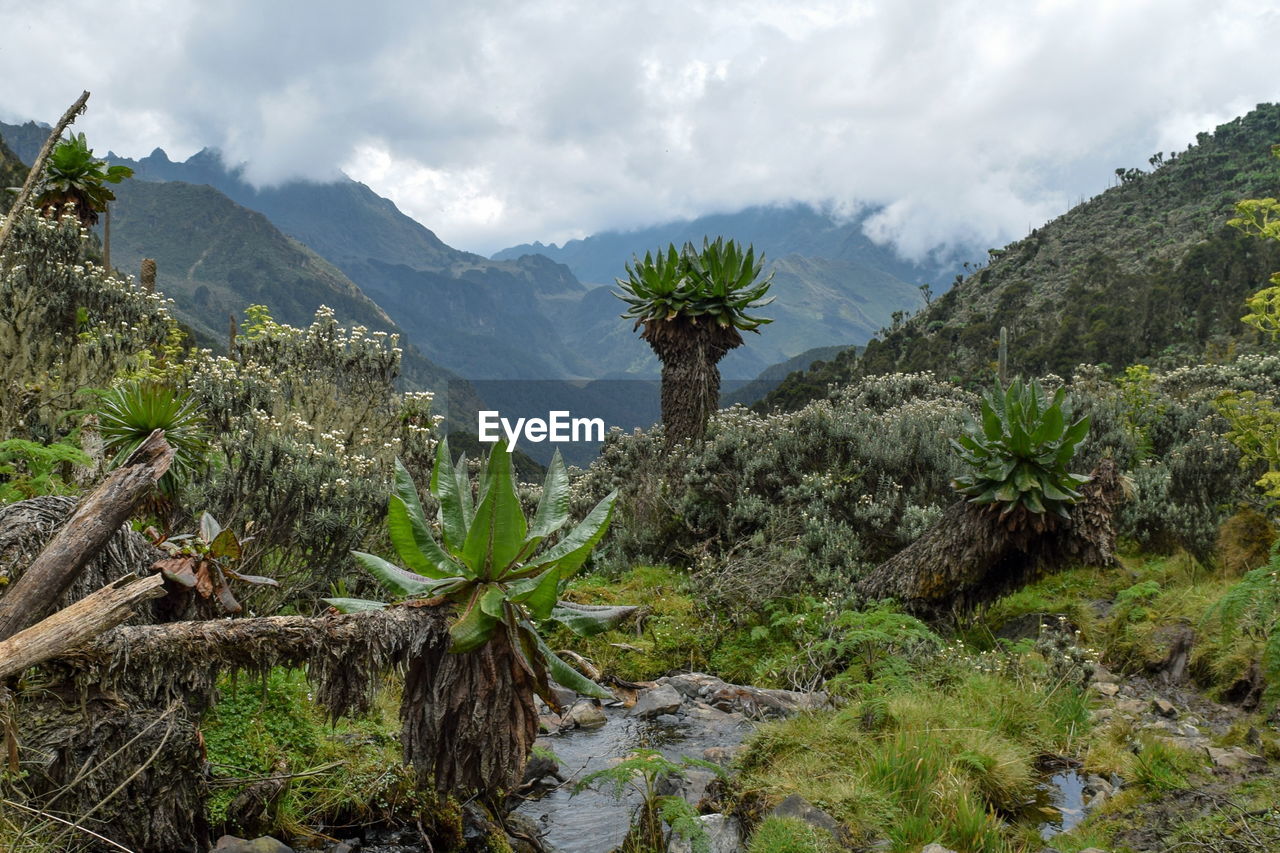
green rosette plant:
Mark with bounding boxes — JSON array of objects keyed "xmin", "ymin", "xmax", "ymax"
[
  {"xmin": 326, "ymin": 438, "xmax": 627, "ymax": 707},
  {"xmin": 950, "ymin": 379, "xmax": 1091, "ymax": 527}
]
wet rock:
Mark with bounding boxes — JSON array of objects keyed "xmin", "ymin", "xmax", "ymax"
[
  {"xmin": 655, "ymin": 713, "xmax": 684, "ymax": 726},
  {"xmin": 565, "ymin": 700, "xmax": 607, "ymax": 729},
  {"xmin": 667, "ymin": 813, "xmax": 743, "ymax": 853},
  {"xmin": 1152, "ymin": 697, "xmax": 1178, "ymax": 718},
  {"xmin": 1090, "ymin": 682, "xmax": 1120, "ymax": 698},
  {"xmin": 631, "ymin": 684, "xmax": 684, "ymax": 719},
  {"xmin": 551, "ymin": 685, "xmax": 578, "ymax": 709},
  {"xmin": 213, "ymin": 837, "xmax": 293, "ymax": 853},
  {"xmin": 686, "ymin": 701, "xmax": 734, "ymax": 723},
  {"xmin": 1084, "ymin": 775, "xmax": 1114, "ymax": 797},
  {"xmin": 678, "ymin": 767, "xmax": 719, "ymax": 805},
  {"xmin": 769, "ymin": 794, "xmax": 842, "ymax": 841},
  {"xmin": 1087, "ymin": 789, "xmax": 1109, "ymax": 809},
  {"xmin": 505, "ymin": 811, "xmax": 546, "ymax": 853},
  {"xmin": 538, "ymin": 713, "xmax": 563, "ymax": 732},
  {"xmin": 661, "ymin": 673, "xmax": 828, "ymax": 719}
]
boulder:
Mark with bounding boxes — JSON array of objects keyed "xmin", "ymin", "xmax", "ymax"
[
  {"xmin": 565, "ymin": 700, "xmax": 607, "ymax": 729},
  {"xmin": 768, "ymin": 794, "xmax": 842, "ymax": 841},
  {"xmin": 631, "ymin": 684, "xmax": 684, "ymax": 719},
  {"xmin": 1151, "ymin": 697, "xmax": 1178, "ymax": 718},
  {"xmin": 212, "ymin": 837, "xmax": 293, "ymax": 853},
  {"xmin": 667, "ymin": 814, "xmax": 743, "ymax": 853}
]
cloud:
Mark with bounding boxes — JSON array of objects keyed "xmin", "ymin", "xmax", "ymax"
[{"xmin": 1, "ymin": 0, "xmax": 1277, "ymax": 257}]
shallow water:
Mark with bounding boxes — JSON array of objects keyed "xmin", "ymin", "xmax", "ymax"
[
  {"xmin": 1038, "ymin": 769, "xmax": 1088, "ymax": 838},
  {"xmin": 515, "ymin": 706, "xmax": 752, "ymax": 853}
]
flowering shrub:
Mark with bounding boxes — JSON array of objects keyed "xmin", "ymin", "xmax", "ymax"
[
  {"xmin": 182, "ymin": 305, "xmax": 440, "ymax": 604},
  {"xmin": 0, "ymin": 209, "xmax": 176, "ymax": 440}
]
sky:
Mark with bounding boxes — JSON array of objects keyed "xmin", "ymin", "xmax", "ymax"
[{"xmin": 0, "ymin": 0, "xmax": 1277, "ymax": 258}]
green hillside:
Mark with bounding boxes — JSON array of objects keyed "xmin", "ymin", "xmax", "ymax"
[
  {"xmin": 761, "ymin": 103, "xmax": 1280, "ymax": 410},
  {"xmin": 0, "ymin": 120, "xmax": 46, "ymax": 168},
  {"xmin": 105, "ymin": 179, "xmax": 454, "ymax": 393}
]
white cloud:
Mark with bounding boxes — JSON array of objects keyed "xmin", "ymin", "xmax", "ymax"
[{"xmin": 0, "ymin": 0, "xmax": 1277, "ymax": 256}]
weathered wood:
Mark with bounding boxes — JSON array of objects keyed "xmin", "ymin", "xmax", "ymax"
[
  {"xmin": 0, "ymin": 90, "xmax": 89, "ymax": 258},
  {"xmin": 0, "ymin": 429, "xmax": 173, "ymax": 641},
  {"xmin": 0, "ymin": 574, "xmax": 164, "ymax": 680}
]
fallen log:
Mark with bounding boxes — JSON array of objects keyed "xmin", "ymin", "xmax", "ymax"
[
  {"xmin": 855, "ymin": 458, "xmax": 1125, "ymax": 617},
  {"xmin": 0, "ymin": 573, "xmax": 164, "ymax": 681},
  {"xmin": 0, "ymin": 429, "xmax": 173, "ymax": 641}
]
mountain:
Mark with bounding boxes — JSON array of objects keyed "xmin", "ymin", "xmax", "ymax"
[
  {"xmin": 760, "ymin": 103, "xmax": 1280, "ymax": 410},
  {"xmin": 722, "ymin": 345, "xmax": 850, "ymax": 407},
  {"xmin": 493, "ymin": 202, "xmax": 947, "ymax": 286},
  {"xmin": 496, "ymin": 203, "xmax": 961, "ymax": 378},
  {"xmin": 0, "ymin": 134, "xmax": 26, "ymax": 214},
  {"xmin": 108, "ymin": 148, "xmax": 591, "ymax": 380},
  {"xmin": 0, "ymin": 120, "xmax": 46, "ymax": 168}
]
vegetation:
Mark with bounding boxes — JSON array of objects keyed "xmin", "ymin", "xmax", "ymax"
[
  {"xmin": 34, "ymin": 132, "xmax": 132, "ymax": 227},
  {"xmin": 617, "ymin": 237, "xmax": 774, "ymax": 444}
]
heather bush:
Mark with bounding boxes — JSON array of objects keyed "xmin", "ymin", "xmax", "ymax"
[
  {"xmin": 183, "ymin": 305, "xmax": 439, "ymax": 604},
  {"xmin": 0, "ymin": 209, "xmax": 177, "ymax": 441}
]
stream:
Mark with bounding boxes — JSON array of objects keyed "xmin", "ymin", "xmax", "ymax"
[{"xmin": 515, "ymin": 704, "xmax": 753, "ymax": 853}]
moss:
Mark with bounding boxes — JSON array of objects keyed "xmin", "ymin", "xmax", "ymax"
[{"xmin": 746, "ymin": 816, "xmax": 841, "ymax": 853}]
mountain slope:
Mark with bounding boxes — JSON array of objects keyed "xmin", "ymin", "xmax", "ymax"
[
  {"xmin": 493, "ymin": 202, "xmax": 946, "ymax": 286},
  {"xmin": 0, "ymin": 135, "xmax": 26, "ymax": 214},
  {"xmin": 761, "ymin": 103, "xmax": 1280, "ymax": 410},
  {"xmin": 110, "ymin": 148, "xmax": 591, "ymax": 380},
  {"xmin": 0, "ymin": 120, "xmax": 47, "ymax": 168}
]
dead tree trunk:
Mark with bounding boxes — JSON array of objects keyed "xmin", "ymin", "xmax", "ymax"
[
  {"xmin": 856, "ymin": 459, "xmax": 1124, "ymax": 618},
  {"xmin": 0, "ymin": 429, "xmax": 172, "ymax": 641}
]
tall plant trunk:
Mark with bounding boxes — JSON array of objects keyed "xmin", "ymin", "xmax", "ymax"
[
  {"xmin": 856, "ymin": 459, "xmax": 1124, "ymax": 618},
  {"xmin": 646, "ymin": 319, "xmax": 740, "ymax": 446},
  {"xmin": 401, "ymin": 626, "xmax": 539, "ymax": 796}
]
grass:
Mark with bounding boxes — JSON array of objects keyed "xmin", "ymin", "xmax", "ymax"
[{"xmin": 202, "ymin": 667, "xmax": 425, "ymax": 841}]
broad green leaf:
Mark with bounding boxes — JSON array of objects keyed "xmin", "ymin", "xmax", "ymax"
[
  {"xmin": 322, "ymin": 597, "xmax": 388, "ymax": 613},
  {"xmin": 1032, "ymin": 403, "xmax": 1065, "ymax": 446},
  {"xmin": 387, "ymin": 495, "xmax": 457, "ymax": 578},
  {"xmin": 549, "ymin": 602, "xmax": 640, "ymax": 637},
  {"xmin": 508, "ymin": 566, "xmax": 561, "ymax": 620},
  {"xmin": 479, "ymin": 583, "xmax": 507, "ymax": 618},
  {"xmin": 449, "ymin": 587, "xmax": 500, "ymax": 653},
  {"xmin": 461, "ymin": 441, "xmax": 528, "ymax": 578},
  {"xmin": 981, "ymin": 399, "xmax": 1003, "ymax": 441},
  {"xmin": 429, "ymin": 438, "xmax": 469, "ymax": 553},
  {"xmin": 526, "ymin": 490, "xmax": 617, "ymax": 576},
  {"xmin": 528, "ymin": 450, "xmax": 571, "ymax": 541},
  {"xmin": 536, "ymin": 634, "xmax": 612, "ymax": 700},
  {"xmin": 352, "ymin": 551, "xmax": 454, "ymax": 598}
]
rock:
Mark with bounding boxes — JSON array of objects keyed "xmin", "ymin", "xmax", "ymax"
[
  {"xmin": 1090, "ymin": 708, "xmax": 1114, "ymax": 723},
  {"xmin": 1090, "ymin": 682, "xmax": 1120, "ymax": 697},
  {"xmin": 504, "ymin": 811, "xmax": 546, "ymax": 853},
  {"xmin": 538, "ymin": 713, "xmax": 562, "ymax": 732},
  {"xmin": 655, "ymin": 713, "xmax": 684, "ymax": 726},
  {"xmin": 702, "ymin": 744, "xmax": 746, "ymax": 765},
  {"xmin": 1087, "ymin": 789, "xmax": 1109, "ymax": 810},
  {"xmin": 213, "ymin": 837, "xmax": 293, "ymax": 853},
  {"xmin": 678, "ymin": 768, "xmax": 719, "ymax": 805},
  {"xmin": 1177, "ymin": 722, "xmax": 1202, "ymax": 739},
  {"xmin": 768, "ymin": 794, "xmax": 842, "ymax": 841},
  {"xmin": 1206, "ymin": 746, "xmax": 1261, "ymax": 769},
  {"xmin": 1090, "ymin": 664, "xmax": 1121, "ymax": 684},
  {"xmin": 921, "ymin": 845, "xmax": 958, "ymax": 853},
  {"xmin": 551, "ymin": 685, "xmax": 578, "ymax": 709},
  {"xmin": 667, "ymin": 814, "xmax": 743, "ymax": 853},
  {"xmin": 565, "ymin": 700, "xmax": 607, "ymax": 729},
  {"xmin": 1115, "ymin": 698, "xmax": 1147, "ymax": 715},
  {"xmin": 631, "ymin": 684, "xmax": 684, "ymax": 719},
  {"xmin": 686, "ymin": 701, "xmax": 734, "ymax": 723},
  {"xmin": 1084, "ymin": 775, "xmax": 1114, "ymax": 797},
  {"xmin": 662, "ymin": 673, "xmax": 828, "ymax": 719},
  {"xmin": 1079, "ymin": 848, "xmax": 1110, "ymax": 853},
  {"xmin": 324, "ymin": 844, "xmax": 358, "ymax": 853},
  {"xmin": 1152, "ymin": 697, "xmax": 1178, "ymax": 718}
]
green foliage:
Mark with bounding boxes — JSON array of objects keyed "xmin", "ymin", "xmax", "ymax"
[
  {"xmin": 330, "ymin": 440, "xmax": 623, "ymax": 706},
  {"xmin": 574, "ymin": 749, "xmax": 722, "ymax": 853},
  {"xmin": 746, "ymin": 816, "xmax": 840, "ymax": 853},
  {"xmin": 95, "ymin": 380, "xmax": 209, "ymax": 496},
  {"xmin": 616, "ymin": 237, "xmax": 774, "ymax": 333},
  {"xmin": 1131, "ymin": 735, "xmax": 1200, "ymax": 792},
  {"xmin": 1203, "ymin": 546, "xmax": 1280, "ymax": 707},
  {"xmin": 35, "ymin": 132, "xmax": 132, "ymax": 226},
  {"xmin": 576, "ymin": 372, "xmax": 976, "ymax": 615},
  {"xmin": 950, "ymin": 378, "xmax": 1091, "ymax": 523},
  {"xmin": 0, "ymin": 437, "xmax": 90, "ymax": 503},
  {"xmin": 184, "ymin": 304, "xmax": 437, "ymax": 601},
  {"xmin": 202, "ymin": 668, "xmax": 421, "ymax": 833},
  {"xmin": 0, "ymin": 209, "xmax": 178, "ymax": 442}
]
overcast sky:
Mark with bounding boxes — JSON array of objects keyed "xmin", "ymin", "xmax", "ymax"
[{"xmin": 1, "ymin": 0, "xmax": 1277, "ymax": 258}]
